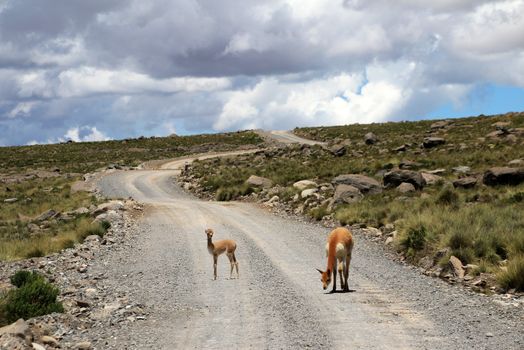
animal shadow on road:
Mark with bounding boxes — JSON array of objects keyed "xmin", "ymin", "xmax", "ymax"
[{"xmin": 326, "ymin": 289, "xmax": 356, "ymax": 294}]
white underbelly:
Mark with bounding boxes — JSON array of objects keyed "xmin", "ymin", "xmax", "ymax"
[{"xmin": 325, "ymin": 242, "xmax": 348, "ymax": 259}]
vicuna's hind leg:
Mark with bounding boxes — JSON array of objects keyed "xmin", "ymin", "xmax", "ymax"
[
  {"xmin": 343, "ymin": 253, "xmax": 351, "ymax": 291},
  {"xmin": 213, "ymin": 255, "xmax": 218, "ymax": 280},
  {"xmin": 338, "ymin": 260, "xmax": 344, "ymax": 291},
  {"xmin": 232, "ymin": 253, "xmax": 239, "ymax": 278},
  {"xmin": 227, "ymin": 253, "xmax": 235, "ymax": 279}
]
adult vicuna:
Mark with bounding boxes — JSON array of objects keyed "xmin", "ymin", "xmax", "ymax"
[
  {"xmin": 317, "ymin": 227, "xmax": 354, "ymax": 292},
  {"xmin": 205, "ymin": 228, "xmax": 239, "ymax": 280}
]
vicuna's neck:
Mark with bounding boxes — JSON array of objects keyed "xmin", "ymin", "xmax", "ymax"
[
  {"xmin": 326, "ymin": 239, "xmax": 337, "ymax": 272},
  {"xmin": 207, "ymin": 237, "xmax": 214, "ymax": 250}
]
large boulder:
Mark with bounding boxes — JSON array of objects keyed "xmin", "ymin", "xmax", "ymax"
[
  {"xmin": 396, "ymin": 182, "xmax": 416, "ymax": 193},
  {"xmin": 92, "ymin": 201, "xmax": 125, "ymax": 216},
  {"xmin": 329, "ymin": 144, "xmax": 346, "ymax": 157},
  {"xmin": 384, "ymin": 169, "xmax": 426, "ymax": 189},
  {"xmin": 36, "ymin": 209, "xmax": 59, "ymax": 222},
  {"xmin": 421, "ymin": 172, "xmax": 443, "ymax": 185},
  {"xmin": 293, "ymin": 180, "xmax": 317, "ymax": 191},
  {"xmin": 332, "ymin": 174, "xmax": 382, "ymax": 194},
  {"xmin": 246, "ymin": 175, "xmax": 273, "ymax": 188},
  {"xmin": 422, "ymin": 137, "xmax": 446, "ymax": 148},
  {"xmin": 483, "ymin": 167, "xmax": 524, "ymax": 186},
  {"xmin": 453, "ymin": 177, "xmax": 478, "ymax": 189},
  {"xmin": 364, "ymin": 132, "xmax": 378, "ymax": 145},
  {"xmin": 333, "ymin": 184, "xmax": 363, "ymax": 204},
  {"xmin": 448, "ymin": 256, "xmax": 465, "ymax": 279},
  {"xmin": 430, "ymin": 120, "xmax": 450, "ymax": 130}
]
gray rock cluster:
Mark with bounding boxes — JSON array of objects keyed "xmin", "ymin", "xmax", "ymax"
[{"xmin": 0, "ymin": 199, "xmax": 145, "ymax": 350}]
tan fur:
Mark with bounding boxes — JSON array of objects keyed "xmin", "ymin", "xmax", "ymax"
[
  {"xmin": 317, "ymin": 227, "xmax": 354, "ymax": 292},
  {"xmin": 205, "ymin": 228, "xmax": 239, "ymax": 280}
]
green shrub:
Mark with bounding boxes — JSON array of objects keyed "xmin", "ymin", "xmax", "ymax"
[
  {"xmin": 497, "ymin": 255, "xmax": 524, "ymax": 292},
  {"xmin": 451, "ymin": 247, "xmax": 475, "ymax": 265},
  {"xmin": 448, "ymin": 231, "xmax": 472, "ymax": 250},
  {"xmin": 24, "ymin": 247, "xmax": 45, "ymax": 259},
  {"xmin": 78, "ymin": 221, "xmax": 108, "ymax": 242},
  {"xmin": 507, "ymin": 191, "xmax": 524, "ymax": 203},
  {"xmin": 401, "ymin": 224, "xmax": 427, "ymax": 251},
  {"xmin": 309, "ymin": 204, "xmax": 329, "ymax": 221},
  {"xmin": 10, "ymin": 270, "xmax": 42, "ymax": 288},
  {"xmin": 100, "ymin": 220, "xmax": 111, "ymax": 231},
  {"xmin": 216, "ymin": 185, "xmax": 253, "ymax": 201},
  {"xmin": 0, "ymin": 271, "xmax": 63, "ymax": 325},
  {"xmin": 435, "ymin": 186, "xmax": 459, "ymax": 207}
]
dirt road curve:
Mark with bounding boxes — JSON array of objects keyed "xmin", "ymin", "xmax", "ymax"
[{"xmin": 94, "ymin": 137, "xmax": 524, "ymax": 349}]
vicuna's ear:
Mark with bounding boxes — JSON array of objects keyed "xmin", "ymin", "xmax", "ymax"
[{"xmin": 316, "ymin": 268, "xmax": 323, "ymax": 274}]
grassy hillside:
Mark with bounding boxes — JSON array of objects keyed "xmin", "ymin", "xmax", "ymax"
[
  {"xmin": 0, "ymin": 131, "xmax": 263, "ymax": 174},
  {"xmin": 0, "ymin": 131, "xmax": 263, "ymax": 261},
  {"xmin": 183, "ymin": 112, "xmax": 524, "ymax": 292}
]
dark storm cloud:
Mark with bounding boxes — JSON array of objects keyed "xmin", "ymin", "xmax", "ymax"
[{"xmin": 0, "ymin": 0, "xmax": 523, "ymax": 145}]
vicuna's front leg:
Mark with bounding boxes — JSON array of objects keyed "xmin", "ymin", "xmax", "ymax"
[
  {"xmin": 331, "ymin": 262, "xmax": 337, "ymax": 293},
  {"xmin": 227, "ymin": 253, "xmax": 234, "ymax": 279},
  {"xmin": 213, "ymin": 255, "xmax": 218, "ymax": 280}
]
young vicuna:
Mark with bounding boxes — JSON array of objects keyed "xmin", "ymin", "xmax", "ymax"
[
  {"xmin": 317, "ymin": 227, "xmax": 354, "ymax": 292},
  {"xmin": 205, "ymin": 228, "xmax": 239, "ymax": 280}
]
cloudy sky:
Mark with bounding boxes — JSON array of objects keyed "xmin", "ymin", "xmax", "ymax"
[{"xmin": 1, "ymin": 0, "xmax": 524, "ymax": 146}]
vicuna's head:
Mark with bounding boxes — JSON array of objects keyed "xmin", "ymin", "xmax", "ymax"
[
  {"xmin": 316, "ymin": 269, "xmax": 331, "ymax": 290},
  {"xmin": 205, "ymin": 228, "xmax": 214, "ymax": 240}
]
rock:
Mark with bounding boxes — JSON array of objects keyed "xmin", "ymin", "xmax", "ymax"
[
  {"xmin": 0, "ymin": 319, "xmax": 30, "ymax": 338},
  {"xmin": 423, "ymin": 137, "xmax": 445, "ymax": 148},
  {"xmin": 301, "ymin": 188, "xmax": 318, "ymax": 198},
  {"xmin": 74, "ymin": 207, "xmax": 90, "ymax": 215},
  {"xmin": 333, "ymin": 184, "xmax": 363, "ymax": 204},
  {"xmin": 32, "ymin": 343, "xmax": 46, "ymax": 350},
  {"xmin": 492, "ymin": 121, "xmax": 511, "ymax": 128},
  {"xmin": 396, "ymin": 182, "xmax": 416, "ymax": 193},
  {"xmin": 76, "ymin": 299, "xmax": 91, "ymax": 308},
  {"xmin": 293, "ymin": 180, "xmax": 318, "ymax": 191},
  {"xmin": 483, "ymin": 167, "xmax": 524, "ymax": 186},
  {"xmin": 383, "ymin": 170, "xmax": 426, "ymax": 189},
  {"xmin": 392, "ymin": 144, "xmax": 407, "ymax": 152},
  {"xmin": 93, "ymin": 201, "xmax": 125, "ymax": 215},
  {"xmin": 36, "ymin": 209, "xmax": 58, "ymax": 222},
  {"xmin": 246, "ymin": 175, "xmax": 273, "ymax": 188},
  {"xmin": 399, "ymin": 160, "xmax": 421, "ymax": 170},
  {"xmin": 508, "ymin": 159, "xmax": 524, "ymax": 166},
  {"xmin": 40, "ymin": 335, "xmax": 59, "ymax": 347},
  {"xmin": 486, "ymin": 130, "xmax": 505, "ymax": 138},
  {"xmin": 267, "ymin": 195, "xmax": 280, "ymax": 204},
  {"xmin": 452, "ymin": 166, "xmax": 471, "ymax": 174},
  {"xmin": 332, "ymin": 174, "xmax": 383, "ymax": 194},
  {"xmin": 418, "ymin": 256, "xmax": 434, "ymax": 270},
  {"xmin": 421, "ymin": 172, "xmax": 442, "ymax": 185},
  {"xmin": 452, "ymin": 177, "xmax": 477, "ymax": 189},
  {"xmin": 363, "ymin": 227, "xmax": 382, "ymax": 236},
  {"xmin": 75, "ymin": 341, "xmax": 92, "ymax": 350},
  {"xmin": 426, "ymin": 168, "xmax": 446, "ymax": 175},
  {"xmin": 364, "ymin": 132, "xmax": 378, "ymax": 145},
  {"xmin": 385, "ymin": 237, "xmax": 394, "ymax": 245},
  {"xmin": 95, "ymin": 210, "xmax": 120, "ymax": 223},
  {"xmin": 448, "ymin": 255, "xmax": 465, "ymax": 279},
  {"xmin": 3, "ymin": 197, "xmax": 18, "ymax": 203},
  {"xmin": 329, "ymin": 144, "xmax": 346, "ymax": 156},
  {"xmin": 430, "ymin": 120, "xmax": 450, "ymax": 129}
]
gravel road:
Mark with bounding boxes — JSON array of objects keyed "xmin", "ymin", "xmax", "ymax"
[{"xmin": 93, "ymin": 159, "xmax": 524, "ymax": 349}]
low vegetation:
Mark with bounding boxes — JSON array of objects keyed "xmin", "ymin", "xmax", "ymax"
[
  {"xmin": 185, "ymin": 112, "xmax": 524, "ymax": 291},
  {"xmin": 0, "ymin": 270, "xmax": 64, "ymax": 326},
  {"xmin": 1, "ymin": 131, "xmax": 263, "ymax": 261},
  {"xmin": 0, "ymin": 131, "xmax": 263, "ymax": 174}
]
